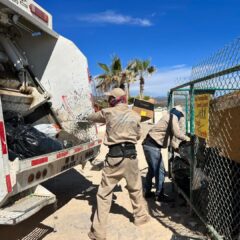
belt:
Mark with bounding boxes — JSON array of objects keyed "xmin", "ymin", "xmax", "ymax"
[
  {"xmin": 143, "ymin": 135, "xmax": 162, "ymax": 149},
  {"xmin": 106, "ymin": 142, "xmax": 137, "ymax": 167}
]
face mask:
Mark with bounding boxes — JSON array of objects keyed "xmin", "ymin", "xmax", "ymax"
[{"xmin": 108, "ymin": 96, "xmax": 127, "ymax": 107}]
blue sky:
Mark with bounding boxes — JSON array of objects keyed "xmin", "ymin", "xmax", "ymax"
[{"xmin": 36, "ymin": 0, "xmax": 240, "ymax": 96}]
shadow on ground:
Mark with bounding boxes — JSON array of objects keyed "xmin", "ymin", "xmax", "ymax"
[
  {"xmin": 75, "ymin": 183, "xmax": 133, "ymax": 223},
  {"xmin": 140, "ymin": 168, "xmax": 208, "ymax": 239},
  {"xmin": 0, "ymin": 168, "xmax": 93, "ymax": 240}
]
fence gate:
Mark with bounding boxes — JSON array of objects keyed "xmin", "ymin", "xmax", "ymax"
[{"xmin": 168, "ymin": 38, "xmax": 240, "ymax": 240}]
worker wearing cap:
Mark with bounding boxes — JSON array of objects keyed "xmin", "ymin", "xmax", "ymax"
[
  {"xmin": 142, "ymin": 105, "xmax": 190, "ymax": 202},
  {"xmin": 87, "ymin": 88, "xmax": 150, "ymax": 240}
]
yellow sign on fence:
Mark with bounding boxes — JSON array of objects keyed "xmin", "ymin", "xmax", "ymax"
[{"xmin": 194, "ymin": 94, "xmax": 210, "ymax": 139}]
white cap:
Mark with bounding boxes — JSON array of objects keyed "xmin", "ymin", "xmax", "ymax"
[{"xmin": 105, "ymin": 88, "xmax": 126, "ymax": 98}]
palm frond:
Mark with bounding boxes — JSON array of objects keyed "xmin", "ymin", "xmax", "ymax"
[
  {"xmin": 111, "ymin": 56, "xmax": 122, "ymax": 73},
  {"xmin": 126, "ymin": 60, "xmax": 137, "ymax": 70},
  {"xmin": 98, "ymin": 63, "xmax": 110, "ymax": 73},
  {"xmin": 142, "ymin": 60, "xmax": 150, "ymax": 70},
  {"xmin": 147, "ymin": 66, "xmax": 156, "ymax": 74},
  {"xmin": 95, "ymin": 73, "xmax": 108, "ymax": 80}
]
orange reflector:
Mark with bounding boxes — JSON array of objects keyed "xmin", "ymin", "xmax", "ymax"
[
  {"xmin": 0, "ymin": 122, "xmax": 7, "ymax": 155},
  {"xmin": 31, "ymin": 157, "xmax": 48, "ymax": 166},
  {"xmin": 57, "ymin": 151, "xmax": 68, "ymax": 159},
  {"xmin": 30, "ymin": 4, "xmax": 49, "ymax": 23},
  {"xmin": 5, "ymin": 175, "xmax": 12, "ymax": 193},
  {"xmin": 74, "ymin": 147, "xmax": 83, "ymax": 153}
]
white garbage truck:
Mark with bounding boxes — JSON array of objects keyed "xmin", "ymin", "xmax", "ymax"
[{"xmin": 0, "ymin": 0, "xmax": 101, "ymax": 224}]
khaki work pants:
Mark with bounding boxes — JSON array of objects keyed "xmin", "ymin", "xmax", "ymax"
[{"xmin": 91, "ymin": 156, "xmax": 148, "ymax": 239}]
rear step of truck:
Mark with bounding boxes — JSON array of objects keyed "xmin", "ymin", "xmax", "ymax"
[{"xmin": 0, "ymin": 185, "xmax": 56, "ymax": 225}]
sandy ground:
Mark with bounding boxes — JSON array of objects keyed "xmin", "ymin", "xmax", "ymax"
[{"xmin": 0, "ymin": 123, "xmax": 208, "ymax": 240}]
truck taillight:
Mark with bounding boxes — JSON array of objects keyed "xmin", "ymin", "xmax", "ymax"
[
  {"xmin": 29, "ymin": 4, "xmax": 49, "ymax": 23},
  {"xmin": 42, "ymin": 169, "xmax": 47, "ymax": 177},
  {"xmin": 28, "ymin": 174, "xmax": 34, "ymax": 183},
  {"xmin": 36, "ymin": 171, "xmax": 41, "ymax": 180}
]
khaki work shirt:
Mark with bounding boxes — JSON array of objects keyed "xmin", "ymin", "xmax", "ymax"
[
  {"xmin": 148, "ymin": 113, "xmax": 188, "ymax": 148},
  {"xmin": 87, "ymin": 104, "xmax": 141, "ymax": 146}
]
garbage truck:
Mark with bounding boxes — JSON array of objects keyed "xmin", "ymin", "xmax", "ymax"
[{"xmin": 0, "ymin": 0, "xmax": 101, "ymax": 225}]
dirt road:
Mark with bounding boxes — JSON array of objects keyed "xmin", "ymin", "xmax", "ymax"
[{"xmin": 0, "ymin": 123, "xmax": 207, "ymax": 240}]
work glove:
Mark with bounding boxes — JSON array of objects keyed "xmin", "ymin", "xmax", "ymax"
[{"xmin": 185, "ymin": 136, "xmax": 191, "ymax": 142}]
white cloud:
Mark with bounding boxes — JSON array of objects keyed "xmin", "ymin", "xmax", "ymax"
[
  {"xmin": 130, "ymin": 65, "xmax": 191, "ymax": 97},
  {"xmin": 77, "ymin": 10, "xmax": 153, "ymax": 27},
  {"xmin": 171, "ymin": 64, "xmax": 187, "ymax": 69}
]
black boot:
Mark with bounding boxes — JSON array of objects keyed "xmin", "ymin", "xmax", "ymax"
[
  {"xmin": 144, "ymin": 191, "xmax": 155, "ymax": 199},
  {"xmin": 155, "ymin": 188, "xmax": 174, "ymax": 203}
]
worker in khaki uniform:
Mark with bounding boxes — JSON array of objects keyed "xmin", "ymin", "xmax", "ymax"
[
  {"xmin": 143, "ymin": 106, "xmax": 190, "ymax": 202},
  {"xmin": 87, "ymin": 88, "xmax": 150, "ymax": 240}
]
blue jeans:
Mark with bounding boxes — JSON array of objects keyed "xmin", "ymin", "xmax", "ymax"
[{"xmin": 143, "ymin": 144, "xmax": 165, "ymax": 196}]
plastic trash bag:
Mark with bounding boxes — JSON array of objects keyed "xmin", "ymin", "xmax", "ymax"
[
  {"xmin": 34, "ymin": 124, "xmax": 60, "ymax": 138},
  {"xmin": 6, "ymin": 124, "xmax": 63, "ymax": 159},
  {"xmin": 8, "ymin": 149, "xmax": 20, "ymax": 161},
  {"xmin": 3, "ymin": 111, "xmax": 24, "ymax": 127},
  {"xmin": 172, "ymin": 156, "xmax": 190, "ymax": 195},
  {"xmin": 178, "ymin": 140, "xmax": 192, "ymax": 164}
]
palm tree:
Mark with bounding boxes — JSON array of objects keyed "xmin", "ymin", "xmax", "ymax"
[
  {"xmin": 124, "ymin": 61, "xmax": 138, "ymax": 98},
  {"xmin": 95, "ymin": 56, "xmax": 138, "ymax": 100},
  {"xmin": 95, "ymin": 56, "xmax": 123, "ymax": 92},
  {"xmin": 95, "ymin": 57, "xmax": 155, "ymax": 100},
  {"xmin": 131, "ymin": 59, "xmax": 156, "ymax": 99}
]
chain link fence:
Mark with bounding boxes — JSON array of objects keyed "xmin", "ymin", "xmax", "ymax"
[{"xmin": 168, "ymin": 37, "xmax": 240, "ymax": 240}]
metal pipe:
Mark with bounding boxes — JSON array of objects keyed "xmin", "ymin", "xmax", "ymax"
[
  {"xmin": 185, "ymin": 95, "xmax": 189, "ymax": 133},
  {"xmin": 167, "ymin": 91, "xmax": 173, "ymax": 110},
  {"xmin": 173, "ymin": 88, "xmax": 240, "ymax": 92},
  {"xmin": 189, "ymin": 84, "xmax": 194, "ymax": 215},
  {"xmin": 0, "ymin": 34, "xmax": 28, "ymax": 71},
  {"xmin": 189, "ymin": 85, "xmax": 195, "ymax": 134},
  {"xmin": 170, "ymin": 64, "xmax": 240, "ymax": 92}
]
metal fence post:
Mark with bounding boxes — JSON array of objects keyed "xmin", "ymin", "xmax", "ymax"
[
  {"xmin": 189, "ymin": 85, "xmax": 195, "ymax": 135},
  {"xmin": 168, "ymin": 91, "xmax": 173, "ymax": 110},
  {"xmin": 189, "ymin": 84, "xmax": 195, "ymax": 210},
  {"xmin": 185, "ymin": 94, "xmax": 189, "ymax": 133}
]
